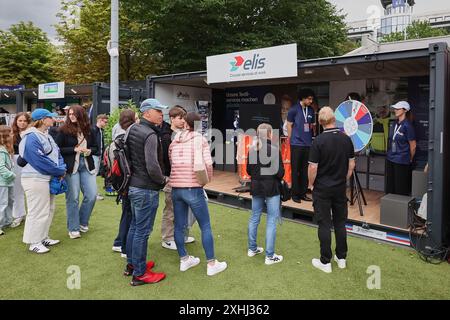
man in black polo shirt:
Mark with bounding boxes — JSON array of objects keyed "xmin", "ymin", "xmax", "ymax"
[{"xmin": 308, "ymin": 107, "xmax": 355, "ymax": 273}]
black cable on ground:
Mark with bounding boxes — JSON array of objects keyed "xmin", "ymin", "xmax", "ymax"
[{"xmin": 408, "ymin": 201, "xmax": 450, "ymax": 264}]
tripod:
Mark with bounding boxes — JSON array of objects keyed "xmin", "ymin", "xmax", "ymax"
[{"xmin": 350, "ymin": 156, "xmax": 367, "ymax": 216}]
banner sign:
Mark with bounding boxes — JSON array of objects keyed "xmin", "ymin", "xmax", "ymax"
[
  {"xmin": 38, "ymin": 82, "xmax": 65, "ymax": 99},
  {"xmin": 207, "ymin": 43, "xmax": 298, "ymax": 84},
  {"xmin": 0, "ymin": 85, "xmax": 25, "ymax": 91}
]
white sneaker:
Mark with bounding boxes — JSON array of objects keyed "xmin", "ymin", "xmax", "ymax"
[
  {"xmin": 68, "ymin": 231, "xmax": 81, "ymax": 239},
  {"xmin": 184, "ymin": 236, "xmax": 195, "ymax": 244},
  {"xmin": 161, "ymin": 240, "xmax": 177, "ymax": 250},
  {"xmin": 42, "ymin": 238, "xmax": 60, "ymax": 246},
  {"xmin": 312, "ymin": 258, "xmax": 332, "ymax": 273},
  {"xmin": 121, "ymin": 253, "xmax": 127, "ymax": 259},
  {"xmin": 248, "ymin": 247, "xmax": 264, "ymax": 257},
  {"xmin": 334, "ymin": 255, "xmax": 346, "ymax": 269},
  {"xmin": 80, "ymin": 225, "xmax": 89, "ymax": 233},
  {"xmin": 10, "ymin": 217, "xmax": 24, "ymax": 228},
  {"xmin": 112, "ymin": 246, "xmax": 122, "ymax": 253},
  {"xmin": 0, "ymin": 228, "xmax": 4, "ymax": 236},
  {"xmin": 96, "ymin": 194, "xmax": 104, "ymax": 201},
  {"xmin": 180, "ymin": 255, "xmax": 200, "ymax": 272},
  {"xmin": 265, "ymin": 254, "xmax": 283, "ymax": 265},
  {"xmin": 29, "ymin": 243, "xmax": 50, "ymax": 254},
  {"xmin": 207, "ymin": 260, "xmax": 227, "ymax": 276}
]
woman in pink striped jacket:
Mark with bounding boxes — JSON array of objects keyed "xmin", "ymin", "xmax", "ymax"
[{"xmin": 169, "ymin": 112, "xmax": 227, "ymax": 276}]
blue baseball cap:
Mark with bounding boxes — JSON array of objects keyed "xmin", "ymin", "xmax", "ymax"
[
  {"xmin": 140, "ymin": 99, "xmax": 168, "ymax": 113},
  {"xmin": 31, "ymin": 108, "xmax": 58, "ymax": 121}
]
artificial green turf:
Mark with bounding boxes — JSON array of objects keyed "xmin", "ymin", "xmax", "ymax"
[{"xmin": 0, "ymin": 181, "xmax": 449, "ymax": 300}]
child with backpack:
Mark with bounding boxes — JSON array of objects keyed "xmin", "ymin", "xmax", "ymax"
[{"xmin": 0, "ymin": 125, "xmax": 16, "ymax": 235}]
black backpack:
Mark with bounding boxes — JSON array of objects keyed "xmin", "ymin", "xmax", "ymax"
[{"xmin": 109, "ymin": 126, "xmax": 133, "ymax": 203}]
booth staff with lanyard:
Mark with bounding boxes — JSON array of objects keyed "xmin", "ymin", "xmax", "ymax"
[
  {"xmin": 386, "ymin": 101, "xmax": 416, "ymax": 196},
  {"xmin": 287, "ymin": 88, "xmax": 315, "ymax": 203}
]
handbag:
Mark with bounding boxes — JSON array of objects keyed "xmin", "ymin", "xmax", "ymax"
[
  {"xmin": 194, "ymin": 162, "xmax": 210, "ymax": 186},
  {"xmin": 17, "ymin": 155, "xmax": 28, "ymax": 167},
  {"xmin": 279, "ymin": 179, "xmax": 291, "ymax": 202},
  {"xmin": 50, "ymin": 176, "xmax": 68, "ymax": 195},
  {"xmin": 193, "ymin": 134, "xmax": 210, "ymax": 186}
]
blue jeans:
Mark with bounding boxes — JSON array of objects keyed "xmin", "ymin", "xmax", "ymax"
[
  {"xmin": 113, "ymin": 195, "xmax": 132, "ymax": 254},
  {"xmin": 126, "ymin": 187, "xmax": 159, "ymax": 276},
  {"xmin": 172, "ymin": 187, "xmax": 215, "ymax": 261},
  {"xmin": 248, "ymin": 195, "xmax": 280, "ymax": 258},
  {"xmin": 65, "ymin": 157, "xmax": 97, "ymax": 232}
]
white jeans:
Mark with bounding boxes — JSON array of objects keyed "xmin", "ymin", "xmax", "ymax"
[
  {"xmin": 93, "ymin": 155, "xmax": 101, "ymax": 176},
  {"xmin": 22, "ymin": 177, "xmax": 55, "ymax": 244},
  {"xmin": 0, "ymin": 186, "xmax": 14, "ymax": 228},
  {"xmin": 12, "ymin": 155, "xmax": 26, "ymax": 219}
]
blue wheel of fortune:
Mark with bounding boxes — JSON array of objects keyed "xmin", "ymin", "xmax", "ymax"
[{"xmin": 335, "ymin": 100, "xmax": 373, "ymax": 152}]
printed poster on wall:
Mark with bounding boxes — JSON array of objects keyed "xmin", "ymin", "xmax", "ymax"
[{"xmin": 38, "ymin": 82, "xmax": 65, "ymax": 99}]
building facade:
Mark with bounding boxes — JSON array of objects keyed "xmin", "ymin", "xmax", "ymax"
[{"xmin": 347, "ymin": 0, "xmax": 450, "ymax": 42}]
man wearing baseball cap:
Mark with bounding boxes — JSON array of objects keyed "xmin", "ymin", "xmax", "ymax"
[
  {"xmin": 62, "ymin": 105, "xmax": 70, "ymax": 115},
  {"xmin": 124, "ymin": 98, "xmax": 169, "ymax": 286},
  {"xmin": 386, "ymin": 101, "xmax": 416, "ymax": 195}
]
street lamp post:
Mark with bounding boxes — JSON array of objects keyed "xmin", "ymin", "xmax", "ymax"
[{"xmin": 110, "ymin": 0, "xmax": 119, "ymax": 113}]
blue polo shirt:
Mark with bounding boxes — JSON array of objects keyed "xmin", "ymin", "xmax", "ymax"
[
  {"xmin": 387, "ymin": 119, "xmax": 416, "ymax": 165},
  {"xmin": 287, "ymin": 103, "xmax": 314, "ymax": 147}
]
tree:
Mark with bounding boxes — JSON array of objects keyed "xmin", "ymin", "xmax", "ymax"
[
  {"xmin": 103, "ymin": 99, "xmax": 139, "ymax": 145},
  {"xmin": 55, "ymin": 0, "xmax": 161, "ymax": 84},
  {"xmin": 123, "ymin": 0, "xmax": 349, "ymax": 74},
  {"xmin": 0, "ymin": 22, "xmax": 56, "ymax": 87},
  {"xmin": 381, "ymin": 21, "xmax": 449, "ymax": 43}
]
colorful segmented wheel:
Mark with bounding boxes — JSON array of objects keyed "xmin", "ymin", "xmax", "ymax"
[{"xmin": 335, "ymin": 100, "xmax": 373, "ymax": 152}]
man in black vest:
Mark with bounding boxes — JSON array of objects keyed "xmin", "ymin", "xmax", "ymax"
[
  {"xmin": 125, "ymin": 98, "xmax": 169, "ymax": 286},
  {"xmin": 308, "ymin": 107, "xmax": 355, "ymax": 273}
]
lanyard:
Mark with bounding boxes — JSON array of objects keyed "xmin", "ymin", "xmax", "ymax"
[
  {"xmin": 301, "ymin": 106, "xmax": 309, "ymax": 123},
  {"xmin": 393, "ymin": 124, "xmax": 402, "ymax": 141}
]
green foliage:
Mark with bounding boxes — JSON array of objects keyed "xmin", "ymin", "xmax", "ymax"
[
  {"xmin": 103, "ymin": 99, "xmax": 139, "ymax": 145},
  {"xmin": 0, "ymin": 22, "xmax": 56, "ymax": 87},
  {"xmin": 381, "ymin": 21, "xmax": 449, "ymax": 43},
  {"xmin": 119, "ymin": 0, "xmax": 349, "ymax": 73},
  {"xmin": 337, "ymin": 39, "xmax": 360, "ymax": 55},
  {"xmin": 0, "ymin": 1, "xmax": 352, "ymax": 85},
  {"xmin": 55, "ymin": 0, "xmax": 161, "ymax": 84}
]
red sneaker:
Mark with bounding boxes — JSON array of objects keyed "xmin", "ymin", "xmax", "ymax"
[
  {"xmin": 123, "ymin": 261, "xmax": 155, "ymax": 276},
  {"xmin": 131, "ymin": 270, "xmax": 166, "ymax": 286}
]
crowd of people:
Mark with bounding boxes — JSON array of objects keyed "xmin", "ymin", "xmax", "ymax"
[
  {"xmin": 1, "ymin": 89, "xmax": 415, "ymax": 285},
  {"xmin": 0, "ymin": 100, "xmax": 230, "ymax": 286}
]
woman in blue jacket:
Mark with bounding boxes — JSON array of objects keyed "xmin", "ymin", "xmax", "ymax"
[
  {"xmin": 386, "ymin": 101, "xmax": 417, "ymax": 196},
  {"xmin": 20, "ymin": 109, "xmax": 66, "ymax": 254}
]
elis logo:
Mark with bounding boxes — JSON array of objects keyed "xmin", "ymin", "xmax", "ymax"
[{"xmin": 230, "ymin": 54, "xmax": 266, "ymax": 72}]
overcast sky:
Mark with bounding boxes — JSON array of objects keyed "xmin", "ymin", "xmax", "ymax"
[{"xmin": 1, "ymin": 0, "xmax": 450, "ymax": 42}]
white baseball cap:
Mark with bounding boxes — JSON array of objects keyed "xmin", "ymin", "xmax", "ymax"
[{"xmin": 391, "ymin": 101, "xmax": 410, "ymax": 111}]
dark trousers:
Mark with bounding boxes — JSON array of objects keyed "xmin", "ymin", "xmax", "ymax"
[
  {"xmin": 313, "ymin": 185, "xmax": 348, "ymax": 264},
  {"xmin": 385, "ymin": 160, "xmax": 412, "ymax": 196},
  {"xmin": 113, "ymin": 195, "xmax": 132, "ymax": 254},
  {"xmin": 291, "ymin": 145, "xmax": 310, "ymax": 198}
]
